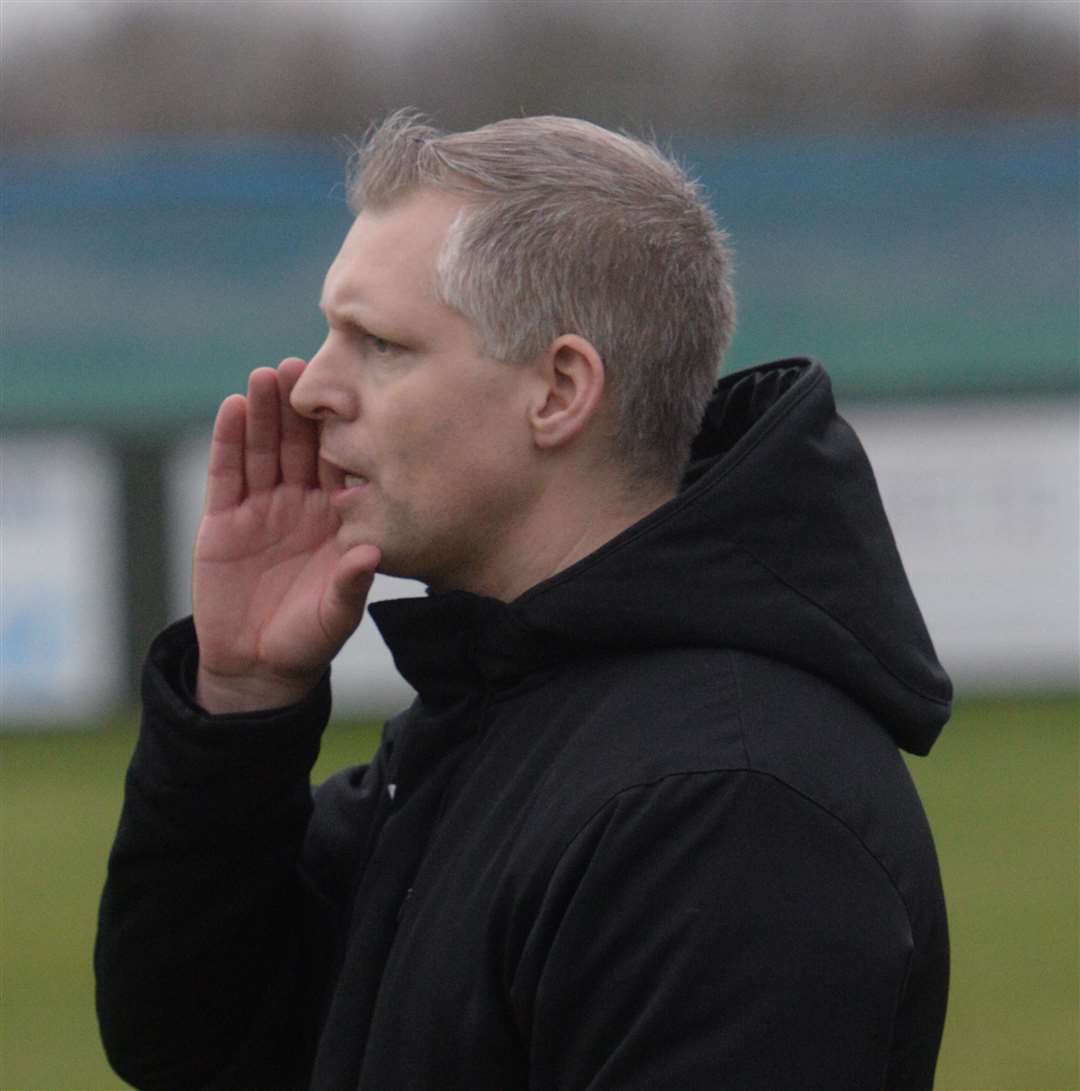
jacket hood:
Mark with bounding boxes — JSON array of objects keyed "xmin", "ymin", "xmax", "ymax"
[{"xmin": 371, "ymin": 359, "xmax": 952, "ymax": 755}]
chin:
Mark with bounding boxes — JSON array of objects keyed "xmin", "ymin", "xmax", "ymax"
[
  {"xmin": 378, "ymin": 546, "xmax": 463, "ymax": 592},
  {"xmin": 370, "ymin": 545, "xmax": 427, "ymax": 585}
]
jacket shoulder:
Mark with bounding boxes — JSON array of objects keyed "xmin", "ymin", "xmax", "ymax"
[
  {"xmin": 492, "ymin": 645, "xmax": 949, "ymax": 1090},
  {"xmin": 508, "ymin": 646, "xmax": 942, "ymax": 922}
]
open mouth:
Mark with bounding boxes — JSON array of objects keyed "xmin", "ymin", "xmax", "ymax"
[
  {"xmin": 319, "ymin": 454, "xmax": 360, "ymax": 488},
  {"xmin": 319, "ymin": 457, "xmax": 371, "ymax": 510}
]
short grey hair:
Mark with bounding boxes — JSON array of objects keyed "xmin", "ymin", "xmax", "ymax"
[{"xmin": 347, "ymin": 110, "xmax": 736, "ymax": 485}]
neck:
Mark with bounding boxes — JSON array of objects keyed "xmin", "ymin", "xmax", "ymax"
[{"xmin": 451, "ymin": 468, "xmax": 676, "ymax": 603}]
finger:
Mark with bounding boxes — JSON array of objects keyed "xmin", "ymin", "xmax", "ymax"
[
  {"xmin": 205, "ymin": 394, "xmax": 247, "ymax": 513},
  {"xmin": 244, "ymin": 368, "xmax": 282, "ymax": 493},
  {"xmin": 320, "ymin": 545, "xmax": 382, "ymax": 647},
  {"xmin": 276, "ymin": 357, "xmax": 319, "ymax": 487}
]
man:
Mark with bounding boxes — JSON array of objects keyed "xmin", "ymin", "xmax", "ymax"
[{"xmin": 96, "ymin": 113, "xmax": 951, "ymax": 1090}]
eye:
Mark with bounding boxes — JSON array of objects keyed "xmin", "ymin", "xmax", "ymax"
[{"xmin": 366, "ymin": 334, "xmax": 397, "ymax": 356}]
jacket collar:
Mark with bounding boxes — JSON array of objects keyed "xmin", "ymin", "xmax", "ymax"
[{"xmin": 369, "ymin": 591, "xmax": 564, "ymax": 706}]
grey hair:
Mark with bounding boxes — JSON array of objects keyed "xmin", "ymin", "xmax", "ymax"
[{"xmin": 347, "ymin": 110, "xmax": 736, "ymax": 485}]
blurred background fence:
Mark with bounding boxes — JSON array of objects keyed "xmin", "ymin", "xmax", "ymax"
[
  {"xmin": 1, "ymin": 2, "xmax": 1077, "ymax": 1088},
  {"xmin": 3, "ymin": 119, "xmax": 1078, "ymax": 719}
]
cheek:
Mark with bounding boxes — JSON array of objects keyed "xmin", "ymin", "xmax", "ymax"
[
  {"xmin": 419, "ymin": 392, "xmax": 500, "ymax": 462},
  {"xmin": 379, "ymin": 369, "xmax": 527, "ymax": 499},
  {"xmin": 377, "ymin": 405, "xmax": 470, "ymax": 510}
]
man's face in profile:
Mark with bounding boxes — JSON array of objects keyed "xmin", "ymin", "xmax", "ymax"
[{"xmin": 290, "ymin": 188, "xmax": 542, "ymax": 592}]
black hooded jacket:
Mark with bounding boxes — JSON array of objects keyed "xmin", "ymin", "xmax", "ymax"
[{"xmin": 97, "ymin": 359, "xmax": 951, "ymax": 1091}]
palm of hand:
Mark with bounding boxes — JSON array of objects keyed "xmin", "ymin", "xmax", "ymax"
[
  {"xmin": 192, "ymin": 361, "xmax": 380, "ymax": 711},
  {"xmin": 194, "ymin": 482, "xmax": 348, "ymax": 681}
]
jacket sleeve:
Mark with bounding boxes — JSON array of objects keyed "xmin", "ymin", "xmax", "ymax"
[
  {"xmin": 95, "ymin": 617, "xmax": 351, "ymax": 1091},
  {"xmin": 514, "ymin": 769, "xmax": 920, "ymax": 1091}
]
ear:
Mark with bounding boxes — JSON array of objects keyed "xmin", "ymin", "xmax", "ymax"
[{"xmin": 528, "ymin": 334, "xmax": 606, "ymax": 451}]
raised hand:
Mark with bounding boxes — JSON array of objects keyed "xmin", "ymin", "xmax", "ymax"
[{"xmin": 192, "ymin": 358, "xmax": 380, "ymax": 714}]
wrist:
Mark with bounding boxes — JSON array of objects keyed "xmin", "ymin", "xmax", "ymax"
[{"xmin": 194, "ymin": 665, "xmax": 319, "ymax": 716}]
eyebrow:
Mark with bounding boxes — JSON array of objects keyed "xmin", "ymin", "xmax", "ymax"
[
  {"xmin": 320, "ymin": 299, "xmax": 372, "ymax": 328},
  {"xmin": 320, "ymin": 299, "xmax": 414, "ymax": 347}
]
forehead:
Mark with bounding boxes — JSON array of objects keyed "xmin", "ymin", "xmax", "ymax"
[{"xmin": 322, "ymin": 189, "xmax": 466, "ymax": 314}]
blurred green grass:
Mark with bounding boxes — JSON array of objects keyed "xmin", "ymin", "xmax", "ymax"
[{"xmin": 1, "ymin": 695, "xmax": 1076, "ymax": 1090}]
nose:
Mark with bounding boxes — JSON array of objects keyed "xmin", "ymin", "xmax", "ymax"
[{"xmin": 290, "ymin": 337, "xmax": 357, "ymax": 421}]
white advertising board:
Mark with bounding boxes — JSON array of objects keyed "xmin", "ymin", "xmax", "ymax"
[
  {"xmin": 1, "ymin": 435, "xmax": 125, "ymax": 724},
  {"xmin": 849, "ymin": 399, "xmax": 1079, "ymax": 694},
  {"xmin": 167, "ymin": 399, "xmax": 1080, "ymax": 717}
]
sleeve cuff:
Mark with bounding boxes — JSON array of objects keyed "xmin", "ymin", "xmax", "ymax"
[
  {"xmin": 136, "ymin": 617, "xmax": 333, "ymax": 791},
  {"xmin": 146, "ymin": 615, "xmax": 333, "ymax": 725}
]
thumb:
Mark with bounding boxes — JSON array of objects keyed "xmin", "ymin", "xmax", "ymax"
[{"xmin": 319, "ymin": 544, "xmax": 382, "ymax": 646}]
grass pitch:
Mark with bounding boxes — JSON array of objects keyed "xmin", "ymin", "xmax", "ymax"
[{"xmin": 1, "ymin": 695, "xmax": 1076, "ymax": 1090}]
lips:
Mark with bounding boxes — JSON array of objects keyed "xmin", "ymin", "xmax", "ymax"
[{"xmin": 319, "ymin": 454, "xmax": 371, "ymax": 501}]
